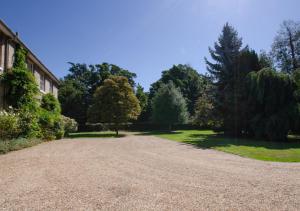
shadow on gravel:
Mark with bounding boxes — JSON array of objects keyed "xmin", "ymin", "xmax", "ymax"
[
  {"xmin": 67, "ymin": 132, "xmax": 126, "ymax": 139},
  {"xmin": 136, "ymin": 131, "xmax": 183, "ymax": 136}
]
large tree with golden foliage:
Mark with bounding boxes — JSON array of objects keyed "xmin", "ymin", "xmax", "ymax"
[{"xmin": 88, "ymin": 76, "xmax": 141, "ymax": 135}]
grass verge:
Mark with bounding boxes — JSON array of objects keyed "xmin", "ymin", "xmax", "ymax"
[
  {"xmin": 139, "ymin": 130, "xmax": 300, "ymax": 162},
  {"xmin": 0, "ymin": 138, "xmax": 43, "ymax": 154}
]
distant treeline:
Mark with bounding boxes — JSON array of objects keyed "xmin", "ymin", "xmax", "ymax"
[{"xmin": 59, "ymin": 20, "xmax": 300, "ymax": 141}]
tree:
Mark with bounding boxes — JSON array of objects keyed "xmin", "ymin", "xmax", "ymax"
[
  {"xmin": 88, "ymin": 76, "xmax": 141, "ymax": 135},
  {"xmin": 246, "ymin": 68, "xmax": 296, "ymax": 141},
  {"xmin": 59, "ymin": 62, "xmax": 137, "ymax": 129},
  {"xmin": 193, "ymin": 80, "xmax": 216, "ymax": 127},
  {"xmin": 205, "ymin": 23, "xmax": 242, "ymax": 134},
  {"xmin": 259, "ymin": 50, "xmax": 274, "ymax": 69},
  {"xmin": 290, "ymin": 68, "xmax": 300, "ymax": 133},
  {"xmin": 95, "ymin": 63, "xmax": 137, "ymax": 87},
  {"xmin": 193, "ymin": 91, "xmax": 214, "ymax": 127},
  {"xmin": 151, "ymin": 81, "xmax": 188, "ymax": 130},
  {"xmin": 58, "ymin": 79, "xmax": 87, "ymax": 129},
  {"xmin": 149, "ymin": 64, "xmax": 206, "ymax": 115},
  {"xmin": 271, "ymin": 20, "xmax": 300, "ymax": 73},
  {"xmin": 135, "ymin": 84, "xmax": 149, "ymax": 122}
]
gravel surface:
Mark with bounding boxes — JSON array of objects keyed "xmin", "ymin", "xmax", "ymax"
[{"xmin": 0, "ymin": 135, "xmax": 299, "ymax": 210}]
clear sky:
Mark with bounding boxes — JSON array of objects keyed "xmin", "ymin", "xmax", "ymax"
[{"xmin": 1, "ymin": 0, "xmax": 300, "ymax": 90}]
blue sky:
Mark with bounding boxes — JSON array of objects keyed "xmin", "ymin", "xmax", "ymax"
[{"xmin": 2, "ymin": 0, "xmax": 300, "ymax": 90}]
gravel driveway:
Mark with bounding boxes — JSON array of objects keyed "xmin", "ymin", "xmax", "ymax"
[{"xmin": 0, "ymin": 135, "xmax": 299, "ymax": 210}]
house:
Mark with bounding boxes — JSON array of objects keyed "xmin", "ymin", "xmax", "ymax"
[{"xmin": 0, "ymin": 19, "xmax": 59, "ymax": 109}]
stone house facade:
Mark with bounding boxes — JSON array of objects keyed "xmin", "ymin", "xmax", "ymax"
[{"xmin": 0, "ymin": 20, "xmax": 59, "ymax": 109}]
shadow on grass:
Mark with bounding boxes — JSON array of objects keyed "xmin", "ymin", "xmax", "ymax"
[
  {"xmin": 67, "ymin": 132, "xmax": 126, "ymax": 139},
  {"xmin": 182, "ymin": 133, "xmax": 300, "ymax": 150}
]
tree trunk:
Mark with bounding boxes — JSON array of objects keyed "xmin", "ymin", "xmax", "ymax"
[
  {"xmin": 288, "ymin": 29, "xmax": 298, "ymax": 71},
  {"xmin": 169, "ymin": 124, "xmax": 172, "ymax": 132}
]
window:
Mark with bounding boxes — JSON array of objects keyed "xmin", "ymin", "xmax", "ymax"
[
  {"xmin": 50, "ymin": 81, "xmax": 53, "ymax": 93},
  {"xmin": 40, "ymin": 74, "xmax": 45, "ymax": 91}
]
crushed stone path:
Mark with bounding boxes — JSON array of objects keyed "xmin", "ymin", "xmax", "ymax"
[{"xmin": 0, "ymin": 135, "xmax": 299, "ymax": 210}]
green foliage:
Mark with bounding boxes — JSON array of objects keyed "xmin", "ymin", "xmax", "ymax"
[
  {"xmin": 135, "ymin": 84, "xmax": 149, "ymax": 122},
  {"xmin": 0, "ymin": 109, "xmax": 21, "ymax": 141},
  {"xmin": 18, "ymin": 108, "xmax": 41, "ymax": 138},
  {"xmin": 88, "ymin": 76, "xmax": 141, "ymax": 135},
  {"xmin": 193, "ymin": 90, "xmax": 215, "ymax": 127},
  {"xmin": 151, "ymin": 81, "xmax": 189, "ymax": 129},
  {"xmin": 0, "ymin": 138, "xmax": 43, "ymax": 154},
  {"xmin": 38, "ymin": 109, "xmax": 63, "ymax": 140},
  {"xmin": 13, "ymin": 45, "xmax": 28, "ymax": 69},
  {"xmin": 246, "ymin": 68, "xmax": 296, "ymax": 141},
  {"xmin": 271, "ymin": 20, "xmax": 300, "ymax": 73},
  {"xmin": 0, "ymin": 45, "xmax": 41, "ymax": 138},
  {"xmin": 1, "ymin": 46, "xmax": 39, "ymax": 109},
  {"xmin": 58, "ymin": 79, "xmax": 87, "ymax": 128},
  {"xmin": 149, "ymin": 64, "xmax": 206, "ymax": 115},
  {"xmin": 41, "ymin": 93, "xmax": 61, "ymax": 113},
  {"xmin": 59, "ymin": 62, "xmax": 137, "ymax": 129},
  {"xmin": 61, "ymin": 115, "xmax": 78, "ymax": 135},
  {"xmin": 259, "ymin": 50, "xmax": 274, "ymax": 69},
  {"xmin": 205, "ymin": 23, "xmax": 262, "ymax": 135},
  {"xmin": 39, "ymin": 94, "xmax": 63, "ymax": 140}
]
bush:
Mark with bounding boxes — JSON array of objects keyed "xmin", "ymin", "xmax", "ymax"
[
  {"xmin": 0, "ymin": 138, "xmax": 42, "ymax": 154},
  {"xmin": 18, "ymin": 107, "xmax": 41, "ymax": 138},
  {"xmin": 39, "ymin": 110, "xmax": 64, "ymax": 140},
  {"xmin": 0, "ymin": 109, "xmax": 21, "ymax": 141},
  {"xmin": 39, "ymin": 94, "xmax": 64, "ymax": 140},
  {"xmin": 41, "ymin": 93, "xmax": 61, "ymax": 113},
  {"xmin": 62, "ymin": 116, "xmax": 78, "ymax": 135}
]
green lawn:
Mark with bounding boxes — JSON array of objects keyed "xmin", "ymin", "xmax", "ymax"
[
  {"xmin": 68, "ymin": 131, "xmax": 126, "ymax": 138},
  {"xmin": 140, "ymin": 130, "xmax": 300, "ymax": 162}
]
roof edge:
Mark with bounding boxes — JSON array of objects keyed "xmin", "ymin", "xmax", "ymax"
[{"xmin": 0, "ymin": 19, "xmax": 60, "ymax": 85}]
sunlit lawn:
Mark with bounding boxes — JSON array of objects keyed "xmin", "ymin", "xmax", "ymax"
[{"xmin": 139, "ymin": 130, "xmax": 300, "ymax": 162}]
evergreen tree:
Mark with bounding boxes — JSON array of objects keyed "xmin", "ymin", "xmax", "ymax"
[
  {"xmin": 205, "ymin": 23, "xmax": 242, "ymax": 134},
  {"xmin": 151, "ymin": 81, "xmax": 188, "ymax": 130},
  {"xmin": 205, "ymin": 23, "xmax": 261, "ymax": 135}
]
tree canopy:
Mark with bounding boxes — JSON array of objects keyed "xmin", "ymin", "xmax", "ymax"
[
  {"xmin": 151, "ymin": 81, "xmax": 189, "ymax": 130},
  {"xmin": 59, "ymin": 62, "xmax": 137, "ymax": 129},
  {"xmin": 149, "ymin": 64, "xmax": 206, "ymax": 115},
  {"xmin": 271, "ymin": 20, "xmax": 300, "ymax": 73},
  {"xmin": 88, "ymin": 76, "xmax": 141, "ymax": 135}
]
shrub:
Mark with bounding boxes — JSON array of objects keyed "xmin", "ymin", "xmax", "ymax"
[
  {"xmin": 39, "ymin": 109, "xmax": 64, "ymax": 140},
  {"xmin": 62, "ymin": 116, "xmax": 78, "ymax": 135},
  {"xmin": 18, "ymin": 107, "xmax": 41, "ymax": 138},
  {"xmin": 41, "ymin": 93, "xmax": 61, "ymax": 113},
  {"xmin": 0, "ymin": 109, "xmax": 21, "ymax": 141},
  {"xmin": 0, "ymin": 138, "xmax": 43, "ymax": 154},
  {"xmin": 39, "ymin": 94, "xmax": 64, "ymax": 140}
]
